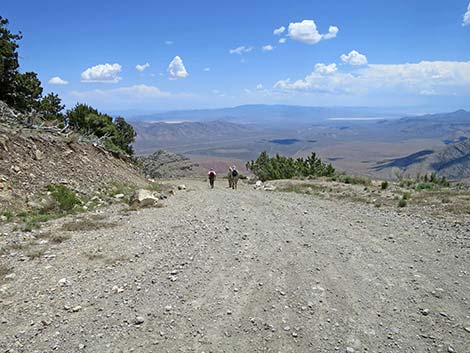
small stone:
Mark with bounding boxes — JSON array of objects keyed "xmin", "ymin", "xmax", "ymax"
[
  {"xmin": 447, "ymin": 346, "xmax": 455, "ymax": 353},
  {"xmin": 112, "ymin": 285, "xmax": 124, "ymax": 293},
  {"xmin": 227, "ymin": 310, "xmax": 232, "ymax": 315},
  {"xmin": 177, "ymin": 185, "xmax": 186, "ymax": 190},
  {"xmin": 465, "ymin": 326, "xmax": 470, "ymax": 333},
  {"xmin": 135, "ymin": 316, "xmax": 145, "ymax": 325},
  {"xmin": 283, "ymin": 326, "xmax": 290, "ymax": 331},
  {"xmin": 114, "ymin": 193, "xmax": 125, "ymax": 199},
  {"xmin": 346, "ymin": 348, "xmax": 355, "ymax": 353},
  {"xmin": 164, "ymin": 305, "xmax": 172, "ymax": 312},
  {"xmin": 71, "ymin": 306, "xmax": 82, "ymax": 312},
  {"xmin": 421, "ymin": 308, "xmax": 430, "ymax": 316},
  {"xmin": 58, "ymin": 278, "xmax": 70, "ymax": 287},
  {"xmin": 292, "ymin": 332, "xmax": 298, "ymax": 337},
  {"xmin": 5, "ymin": 273, "xmax": 15, "ymax": 280}
]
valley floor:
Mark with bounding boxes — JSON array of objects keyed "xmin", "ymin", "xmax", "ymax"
[{"xmin": 0, "ymin": 179, "xmax": 469, "ymax": 352}]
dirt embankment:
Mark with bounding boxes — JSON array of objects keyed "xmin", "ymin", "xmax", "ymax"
[{"xmin": 0, "ymin": 124, "xmax": 148, "ymax": 212}]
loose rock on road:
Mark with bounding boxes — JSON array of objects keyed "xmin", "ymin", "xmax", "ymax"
[{"xmin": 0, "ymin": 179, "xmax": 469, "ymax": 352}]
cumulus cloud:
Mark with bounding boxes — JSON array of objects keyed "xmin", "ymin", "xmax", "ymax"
[
  {"xmin": 256, "ymin": 83, "xmax": 264, "ymax": 90},
  {"xmin": 274, "ymin": 61, "xmax": 470, "ymax": 96},
  {"xmin": 167, "ymin": 56, "xmax": 188, "ymax": 79},
  {"xmin": 136, "ymin": 62, "xmax": 150, "ymax": 72},
  {"xmin": 81, "ymin": 63, "xmax": 122, "ymax": 83},
  {"xmin": 278, "ymin": 38, "xmax": 287, "ymax": 44},
  {"xmin": 229, "ymin": 46, "xmax": 254, "ymax": 55},
  {"xmin": 464, "ymin": 3, "xmax": 470, "ymax": 26},
  {"xmin": 165, "ymin": 40, "xmax": 174, "ymax": 45},
  {"xmin": 48, "ymin": 76, "xmax": 68, "ymax": 85},
  {"xmin": 314, "ymin": 63, "xmax": 338, "ymax": 75},
  {"xmin": 273, "ymin": 26, "xmax": 286, "ymax": 35},
  {"xmin": 340, "ymin": 50, "xmax": 368, "ymax": 66},
  {"xmin": 262, "ymin": 44, "xmax": 274, "ymax": 52},
  {"xmin": 203, "ymin": 67, "xmax": 211, "ymax": 72},
  {"xmin": 287, "ymin": 20, "xmax": 339, "ymax": 44}
]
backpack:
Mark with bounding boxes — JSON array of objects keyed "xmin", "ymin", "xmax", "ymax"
[
  {"xmin": 231, "ymin": 169, "xmax": 238, "ymax": 177},
  {"xmin": 209, "ymin": 171, "xmax": 216, "ymax": 177}
]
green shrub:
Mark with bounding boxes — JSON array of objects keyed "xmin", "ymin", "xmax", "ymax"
[
  {"xmin": 402, "ymin": 192, "xmax": 412, "ymax": 200},
  {"xmin": 1, "ymin": 211, "xmax": 13, "ymax": 221},
  {"xmin": 381, "ymin": 181, "xmax": 389, "ymax": 190},
  {"xmin": 246, "ymin": 151, "xmax": 335, "ymax": 181},
  {"xmin": 416, "ymin": 182, "xmax": 434, "ymax": 191},
  {"xmin": 334, "ymin": 174, "xmax": 372, "ymax": 186},
  {"xmin": 398, "ymin": 199, "xmax": 407, "ymax": 208},
  {"xmin": 47, "ymin": 184, "xmax": 81, "ymax": 212},
  {"xmin": 66, "ymin": 104, "xmax": 136, "ymax": 155}
]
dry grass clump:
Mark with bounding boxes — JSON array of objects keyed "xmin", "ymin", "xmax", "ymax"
[
  {"xmin": 0, "ymin": 263, "xmax": 11, "ymax": 280},
  {"xmin": 84, "ymin": 252, "xmax": 106, "ymax": 261},
  {"xmin": 61, "ymin": 217, "xmax": 117, "ymax": 232},
  {"xmin": 25, "ymin": 247, "xmax": 46, "ymax": 259}
]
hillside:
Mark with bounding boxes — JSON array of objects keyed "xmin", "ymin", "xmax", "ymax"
[
  {"xmin": 379, "ymin": 109, "xmax": 470, "ymax": 140},
  {"xmin": 132, "ymin": 120, "xmax": 259, "ymax": 155},
  {"xmin": 0, "ymin": 103, "xmax": 149, "ymax": 213},
  {"xmin": 374, "ymin": 139, "xmax": 470, "ymax": 180},
  {"xmin": 137, "ymin": 150, "xmax": 205, "ymax": 178}
]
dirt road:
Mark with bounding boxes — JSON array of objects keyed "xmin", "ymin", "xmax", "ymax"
[{"xmin": 1, "ymin": 179, "xmax": 469, "ymax": 352}]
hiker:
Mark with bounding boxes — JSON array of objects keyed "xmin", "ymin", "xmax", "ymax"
[
  {"xmin": 227, "ymin": 166, "xmax": 234, "ymax": 188},
  {"xmin": 230, "ymin": 165, "xmax": 239, "ymax": 190},
  {"xmin": 208, "ymin": 169, "xmax": 216, "ymax": 189}
]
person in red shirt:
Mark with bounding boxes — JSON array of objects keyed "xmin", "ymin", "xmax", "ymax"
[{"xmin": 208, "ymin": 169, "xmax": 216, "ymax": 189}]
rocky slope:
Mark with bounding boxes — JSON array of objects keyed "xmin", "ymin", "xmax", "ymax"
[
  {"xmin": 137, "ymin": 150, "xmax": 204, "ymax": 179},
  {"xmin": 0, "ymin": 102, "xmax": 149, "ymax": 213},
  {"xmin": 374, "ymin": 139, "xmax": 470, "ymax": 180},
  {"xmin": 0, "ymin": 179, "xmax": 468, "ymax": 352}
]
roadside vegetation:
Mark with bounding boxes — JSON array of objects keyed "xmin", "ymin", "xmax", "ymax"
[
  {"xmin": 271, "ymin": 170, "xmax": 469, "ymax": 215},
  {"xmin": 246, "ymin": 151, "xmax": 335, "ymax": 181},
  {"xmin": 0, "ymin": 180, "xmax": 164, "ymax": 232}
]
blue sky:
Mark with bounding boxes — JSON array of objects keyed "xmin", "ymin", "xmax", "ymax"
[{"xmin": 3, "ymin": 0, "xmax": 470, "ymax": 113}]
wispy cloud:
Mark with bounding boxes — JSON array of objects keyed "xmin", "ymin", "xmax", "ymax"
[
  {"xmin": 229, "ymin": 46, "xmax": 254, "ymax": 55},
  {"xmin": 273, "ymin": 26, "xmax": 285, "ymax": 35},
  {"xmin": 463, "ymin": 2, "xmax": 470, "ymax": 26},
  {"xmin": 262, "ymin": 44, "xmax": 274, "ymax": 52},
  {"xmin": 136, "ymin": 62, "xmax": 150, "ymax": 72}
]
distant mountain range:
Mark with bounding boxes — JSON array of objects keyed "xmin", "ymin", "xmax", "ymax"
[
  {"xmin": 131, "ymin": 108, "xmax": 470, "ymax": 181},
  {"xmin": 379, "ymin": 109, "xmax": 470, "ymax": 139},
  {"xmin": 132, "ymin": 120, "xmax": 258, "ymax": 155},
  {"xmin": 132, "ymin": 104, "xmax": 406, "ymax": 126}
]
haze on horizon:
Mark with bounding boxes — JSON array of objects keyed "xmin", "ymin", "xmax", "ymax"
[{"xmin": 3, "ymin": 0, "xmax": 470, "ymax": 114}]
